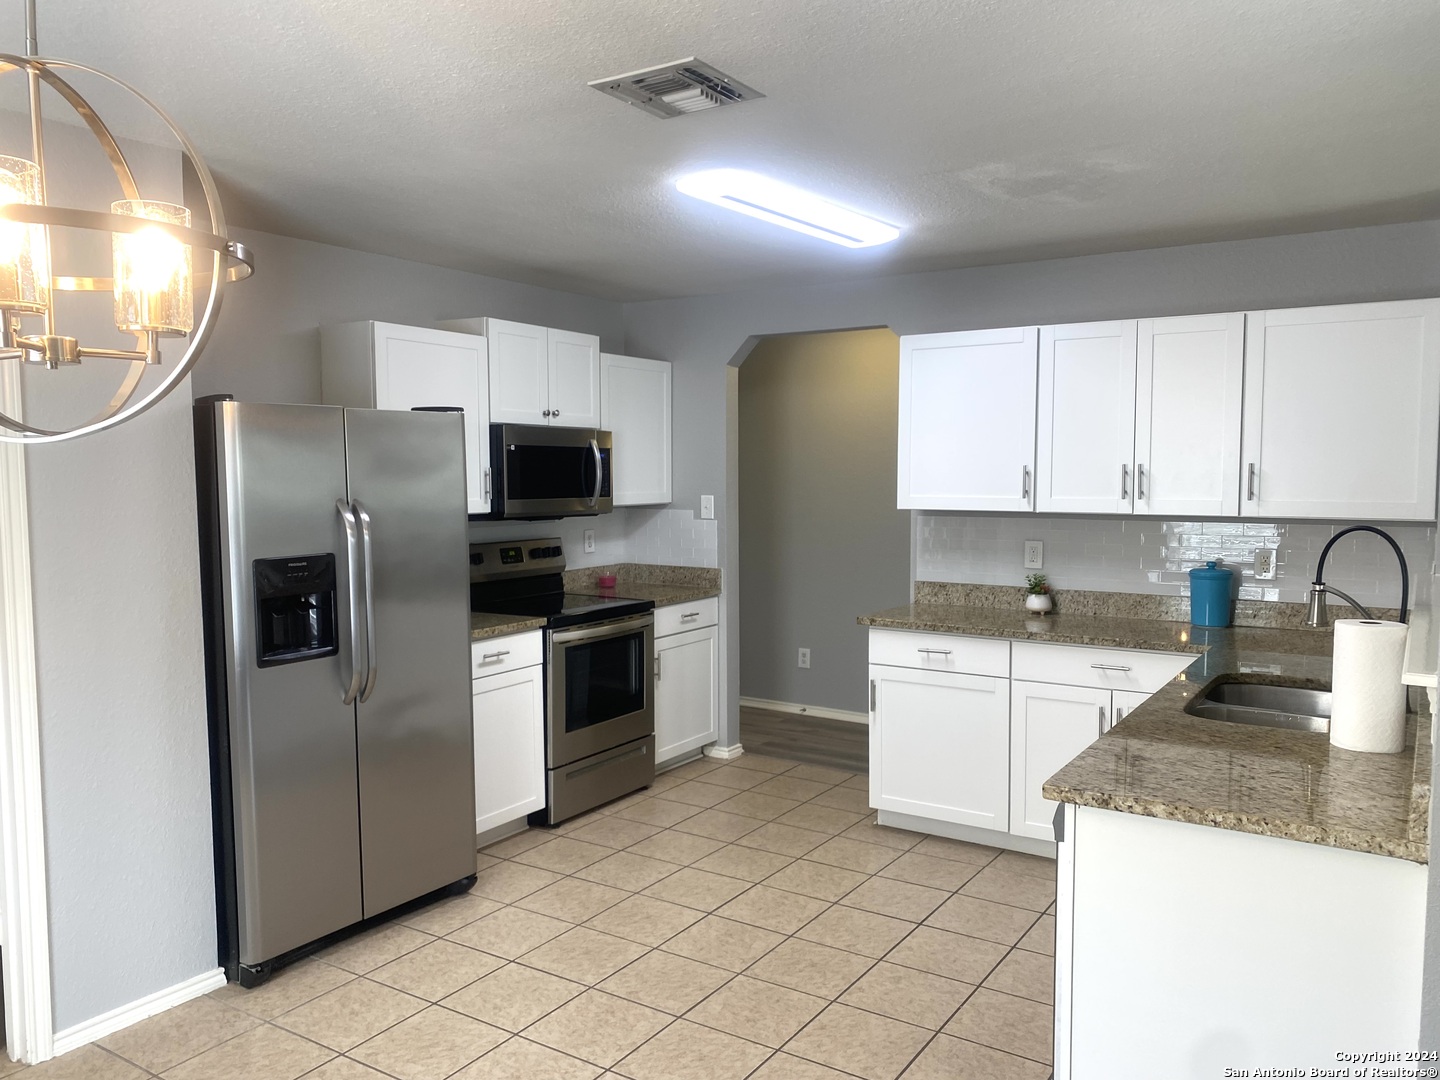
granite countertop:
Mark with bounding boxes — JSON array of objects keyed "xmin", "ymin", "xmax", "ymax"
[
  {"xmin": 861, "ymin": 601, "xmax": 1431, "ymax": 863},
  {"xmin": 470, "ymin": 612, "xmax": 546, "ymax": 641}
]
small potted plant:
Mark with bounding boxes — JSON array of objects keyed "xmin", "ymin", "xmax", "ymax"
[{"xmin": 1025, "ymin": 573, "xmax": 1053, "ymax": 614}]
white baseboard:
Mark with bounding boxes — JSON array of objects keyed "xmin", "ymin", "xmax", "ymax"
[
  {"xmin": 702, "ymin": 743, "xmax": 744, "ymax": 760},
  {"xmin": 740, "ymin": 696, "xmax": 869, "ymax": 726},
  {"xmin": 876, "ymin": 809, "xmax": 1057, "ymax": 859},
  {"xmin": 51, "ymin": 967, "xmax": 227, "ymax": 1057}
]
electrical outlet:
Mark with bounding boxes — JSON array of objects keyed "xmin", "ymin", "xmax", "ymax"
[
  {"xmin": 701, "ymin": 495, "xmax": 715, "ymax": 520},
  {"xmin": 583, "ymin": 529, "xmax": 596, "ymax": 554},
  {"xmin": 1024, "ymin": 540, "xmax": 1044, "ymax": 570},
  {"xmin": 797, "ymin": 647, "xmax": 811, "ymax": 669},
  {"xmin": 1253, "ymin": 547, "xmax": 1276, "ymax": 580}
]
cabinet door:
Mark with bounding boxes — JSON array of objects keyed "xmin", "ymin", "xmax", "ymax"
[
  {"xmin": 472, "ymin": 664, "xmax": 545, "ymax": 833},
  {"xmin": 1134, "ymin": 313, "xmax": 1244, "ymax": 517},
  {"xmin": 898, "ymin": 327, "xmax": 1038, "ymax": 511},
  {"xmin": 548, "ymin": 329, "xmax": 601, "ymax": 428},
  {"xmin": 654, "ymin": 625, "xmax": 718, "ymax": 765},
  {"xmin": 1037, "ymin": 321, "xmax": 1138, "ymax": 514},
  {"xmin": 1241, "ymin": 300, "xmax": 1440, "ymax": 520},
  {"xmin": 1010, "ymin": 680, "xmax": 1108, "ymax": 841},
  {"xmin": 1108, "ymin": 689, "xmax": 1152, "ymax": 732},
  {"xmin": 486, "ymin": 319, "xmax": 551, "ymax": 426},
  {"xmin": 601, "ymin": 353, "xmax": 671, "ymax": 505},
  {"xmin": 870, "ymin": 664, "xmax": 1009, "ymax": 830},
  {"xmin": 372, "ymin": 323, "xmax": 491, "ymax": 516}
]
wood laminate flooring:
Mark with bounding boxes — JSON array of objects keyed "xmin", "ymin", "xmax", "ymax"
[{"xmin": 740, "ymin": 706, "xmax": 869, "ymax": 774}]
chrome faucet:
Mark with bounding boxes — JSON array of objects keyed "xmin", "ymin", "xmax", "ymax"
[{"xmin": 1303, "ymin": 525, "xmax": 1409, "ymax": 628}]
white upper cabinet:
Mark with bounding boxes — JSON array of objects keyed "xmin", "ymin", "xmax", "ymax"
[
  {"xmin": 1241, "ymin": 299, "xmax": 1440, "ymax": 521},
  {"xmin": 1134, "ymin": 313, "xmax": 1245, "ymax": 517},
  {"xmin": 1036, "ymin": 321, "xmax": 1137, "ymax": 514},
  {"xmin": 440, "ymin": 317, "xmax": 601, "ymax": 428},
  {"xmin": 898, "ymin": 327, "xmax": 1038, "ymax": 512},
  {"xmin": 320, "ymin": 321, "xmax": 491, "ymax": 515},
  {"xmin": 601, "ymin": 353, "xmax": 672, "ymax": 506}
]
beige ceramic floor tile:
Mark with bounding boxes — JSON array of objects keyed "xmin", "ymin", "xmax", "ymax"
[
  {"xmin": 925, "ymin": 894, "xmax": 1039, "ymax": 947},
  {"xmin": 745, "ymin": 938, "xmax": 874, "ymax": 999},
  {"xmin": 523, "ymin": 990, "xmax": 671, "ymax": 1068},
  {"xmin": 715, "ymin": 884, "xmax": 830, "ymax": 935},
  {"xmin": 615, "ymin": 1019, "xmax": 770, "ymax": 1080},
  {"xmin": 481, "ymin": 830, "xmax": 552, "ymax": 859},
  {"xmin": 609, "ymin": 797, "xmax": 702, "ymax": 828},
  {"xmin": 564, "ymin": 816, "xmax": 664, "ymax": 850},
  {"xmin": 470, "ymin": 861, "xmax": 563, "ymax": 903},
  {"xmin": 399, "ymin": 894, "xmax": 503, "ymax": 937},
  {"xmin": 574, "ymin": 850, "xmax": 684, "ymax": 892},
  {"xmin": 841, "ymin": 877, "xmax": 948, "ymax": 923},
  {"xmin": 584, "ymin": 894, "xmax": 706, "ymax": 946},
  {"xmin": 839, "ymin": 961, "xmax": 975, "ymax": 1030},
  {"xmin": 625, "ymin": 830, "xmax": 727, "ymax": 866},
  {"xmin": 515, "ymin": 878, "xmax": 630, "ymax": 923},
  {"xmin": 774, "ymin": 804, "xmax": 867, "ymax": 836},
  {"xmin": 475, "ymin": 852, "xmax": 503, "ymax": 873},
  {"xmin": 368, "ymin": 938, "xmax": 505, "ymax": 1001},
  {"xmin": 317, "ymin": 923, "xmax": 433, "ymax": 975},
  {"xmin": 210, "ymin": 958, "xmax": 354, "ymax": 1020},
  {"xmin": 786, "ymin": 764, "xmax": 856, "ymax": 785},
  {"xmin": 349, "ymin": 1004, "xmax": 506, "ymax": 1080},
  {"xmin": 1017, "ymin": 914, "xmax": 1055, "ymax": 956},
  {"xmin": 992, "ymin": 851, "xmax": 1058, "ymax": 881},
  {"xmin": 878, "ymin": 851, "xmax": 981, "ymax": 891},
  {"xmin": 511, "ymin": 837, "xmax": 612, "ymax": 874},
  {"xmin": 750, "ymin": 776, "xmax": 834, "ymax": 802},
  {"xmin": 944, "ymin": 987, "xmax": 1053, "ymax": 1064},
  {"xmin": 698, "ymin": 765, "xmax": 772, "ymax": 791},
  {"xmin": 838, "ymin": 820, "xmax": 924, "ymax": 852},
  {"xmin": 670, "ymin": 808, "xmax": 765, "ymax": 842},
  {"xmin": 763, "ymin": 860, "xmax": 868, "ymax": 902},
  {"xmin": 783, "ymin": 1002, "xmax": 930, "ymax": 1080},
  {"xmin": 521, "ymin": 926, "xmax": 649, "ymax": 984},
  {"xmin": 713, "ymin": 791, "xmax": 804, "ymax": 821},
  {"xmin": 452, "ymin": 1036, "xmax": 602, "ymax": 1080},
  {"xmin": 840, "ymin": 773, "xmax": 870, "ymax": 790},
  {"xmin": 725, "ymin": 754, "xmax": 797, "ymax": 775},
  {"xmin": 653, "ymin": 781, "xmax": 734, "ymax": 809},
  {"xmin": 807, "ymin": 787, "xmax": 873, "ymax": 814},
  {"xmin": 442, "ymin": 962, "xmax": 586, "ymax": 1031},
  {"xmin": 748, "ymin": 1052, "xmax": 855, "ymax": 1079},
  {"xmin": 899, "ymin": 1033, "xmax": 1050, "ymax": 1079},
  {"xmin": 646, "ymin": 771, "xmax": 688, "ymax": 793},
  {"xmin": 159, "ymin": 1022, "xmax": 332, "ymax": 1080},
  {"xmin": 447, "ymin": 905, "xmax": 571, "ymax": 959},
  {"xmin": 100, "ymin": 996, "xmax": 259, "ymax": 1073},
  {"xmin": 911, "ymin": 835, "xmax": 1001, "ymax": 867},
  {"xmin": 661, "ymin": 915, "xmax": 785, "ymax": 972},
  {"xmin": 886, "ymin": 926, "xmax": 1008, "ymax": 985},
  {"xmin": 664, "ymin": 758, "xmax": 726, "ymax": 780},
  {"xmin": 684, "ymin": 975, "xmax": 827, "ymax": 1049},
  {"xmin": 982, "ymin": 948, "xmax": 1054, "ymax": 1004},
  {"xmin": 806, "ymin": 837, "xmax": 901, "ymax": 875},
  {"xmin": 960, "ymin": 866, "xmax": 1056, "ymax": 913},
  {"xmin": 641, "ymin": 867, "xmax": 752, "ymax": 911},
  {"xmin": 795, "ymin": 905, "xmax": 913, "ymax": 959},
  {"xmin": 598, "ymin": 949, "xmax": 735, "ymax": 1015},
  {"xmin": 294, "ymin": 1057, "xmax": 392, "ymax": 1080},
  {"xmin": 691, "ymin": 844, "xmax": 795, "ymax": 883},
  {"xmin": 0, "ymin": 1053, "xmax": 24, "ymax": 1079},
  {"xmin": 555, "ymin": 808, "xmax": 617, "ymax": 835},
  {"xmin": 274, "ymin": 978, "xmax": 425, "ymax": 1052},
  {"xmin": 733, "ymin": 822, "xmax": 830, "ymax": 857},
  {"xmin": 23, "ymin": 1045, "xmax": 148, "ymax": 1080}
]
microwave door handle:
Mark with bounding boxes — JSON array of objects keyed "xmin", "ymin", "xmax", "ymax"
[
  {"xmin": 588, "ymin": 438, "xmax": 601, "ymax": 508},
  {"xmin": 353, "ymin": 500, "xmax": 379, "ymax": 703},
  {"xmin": 336, "ymin": 500, "xmax": 364, "ymax": 705}
]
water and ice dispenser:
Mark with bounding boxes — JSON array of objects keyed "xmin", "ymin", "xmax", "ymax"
[{"xmin": 253, "ymin": 554, "xmax": 339, "ymax": 666}]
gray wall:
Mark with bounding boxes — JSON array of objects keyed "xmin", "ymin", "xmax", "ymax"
[{"xmin": 738, "ymin": 330, "xmax": 907, "ymax": 714}]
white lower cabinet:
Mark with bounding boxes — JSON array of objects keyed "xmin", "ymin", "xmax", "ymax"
[
  {"xmin": 654, "ymin": 604, "xmax": 718, "ymax": 766},
  {"xmin": 471, "ymin": 633, "xmax": 545, "ymax": 833},
  {"xmin": 1010, "ymin": 680, "xmax": 1110, "ymax": 841}
]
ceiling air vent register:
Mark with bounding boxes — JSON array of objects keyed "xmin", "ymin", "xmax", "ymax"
[{"xmin": 589, "ymin": 59, "xmax": 764, "ymax": 119}]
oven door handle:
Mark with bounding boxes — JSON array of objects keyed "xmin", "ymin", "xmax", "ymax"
[{"xmin": 550, "ymin": 614, "xmax": 654, "ymax": 646}]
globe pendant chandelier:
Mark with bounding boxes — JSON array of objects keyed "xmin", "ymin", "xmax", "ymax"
[{"xmin": 0, "ymin": 0, "xmax": 253, "ymax": 444}]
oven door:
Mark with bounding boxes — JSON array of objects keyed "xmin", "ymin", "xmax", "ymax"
[
  {"xmin": 492, "ymin": 424, "xmax": 612, "ymax": 518},
  {"xmin": 547, "ymin": 614, "xmax": 654, "ymax": 768}
]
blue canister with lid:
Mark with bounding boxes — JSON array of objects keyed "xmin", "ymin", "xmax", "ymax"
[{"xmin": 1189, "ymin": 561, "xmax": 1234, "ymax": 627}]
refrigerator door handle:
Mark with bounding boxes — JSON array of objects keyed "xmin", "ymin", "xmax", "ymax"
[
  {"xmin": 353, "ymin": 500, "xmax": 380, "ymax": 703},
  {"xmin": 336, "ymin": 499, "xmax": 364, "ymax": 705}
]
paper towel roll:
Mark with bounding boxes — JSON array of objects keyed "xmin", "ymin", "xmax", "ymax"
[{"xmin": 1329, "ymin": 619, "xmax": 1408, "ymax": 754}]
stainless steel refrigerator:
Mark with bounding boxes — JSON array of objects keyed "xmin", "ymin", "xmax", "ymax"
[{"xmin": 194, "ymin": 399, "xmax": 476, "ymax": 986}]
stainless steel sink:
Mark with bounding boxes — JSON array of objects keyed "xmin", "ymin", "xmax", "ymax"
[{"xmin": 1183, "ymin": 681, "xmax": 1331, "ymax": 733}]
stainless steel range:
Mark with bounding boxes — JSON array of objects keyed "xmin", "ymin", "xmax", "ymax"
[{"xmin": 469, "ymin": 538, "xmax": 655, "ymax": 824}]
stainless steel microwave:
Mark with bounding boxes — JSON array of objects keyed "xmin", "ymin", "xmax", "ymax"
[{"xmin": 479, "ymin": 424, "xmax": 613, "ymax": 519}]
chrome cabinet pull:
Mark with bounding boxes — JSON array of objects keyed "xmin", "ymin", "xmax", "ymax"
[
  {"xmin": 354, "ymin": 500, "xmax": 379, "ymax": 703},
  {"xmin": 483, "ymin": 467, "xmax": 491, "ymax": 502},
  {"xmin": 1099, "ymin": 704, "xmax": 1106, "ymax": 731},
  {"xmin": 1137, "ymin": 464, "xmax": 1146, "ymax": 501},
  {"xmin": 681, "ymin": 611, "xmax": 701, "ymax": 621},
  {"xmin": 1115, "ymin": 707, "xmax": 1126, "ymax": 727},
  {"xmin": 1090, "ymin": 663, "xmax": 1132, "ymax": 672},
  {"xmin": 870, "ymin": 680, "xmax": 877, "ymax": 712},
  {"xmin": 1120, "ymin": 463, "xmax": 1129, "ymax": 500},
  {"xmin": 1022, "ymin": 465, "xmax": 1031, "ymax": 501},
  {"xmin": 1247, "ymin": 462, "xmax": 1257, "ymax": 501},
  {"xmin": 655, "ymin": 653, "xmax": 662, "ymax": 681},
  {"xmin": 552, "ymin": 410, "xmax": 560, "ymax": 417},
  {"xmin": 917, "ymin": 648, "xmax": 953, "ymax": 656},
  {"xmin": 480, "ymin": 649, "xmax": 510, "ymax": 662},
  {"xmin": 336, "ymin": 500, "xmax": 364, "ymax": 706},
  {"xmin": 542, "ymin": 409, "xmax": 552, "ymax": 417}
]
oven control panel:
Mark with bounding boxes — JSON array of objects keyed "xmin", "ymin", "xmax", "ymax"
[{"xmin": 468, "ymin": 537, "xmax": 566, "ymax": 582}]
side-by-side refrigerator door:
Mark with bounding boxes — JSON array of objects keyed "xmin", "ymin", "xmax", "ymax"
[
  {"xmin": 214, "ymin": 401, "xmax": 364, "ymax": 967},
  {"xmin": 344, "ymin": 407, "xmax": 477, "ymax": 917}
]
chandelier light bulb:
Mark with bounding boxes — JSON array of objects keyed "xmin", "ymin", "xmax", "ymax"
[
  {"xmin": 112, "ymin": 200, "xmax": 193, "ymax": 334},
  {"xmin": 0, "ymin": 153, "xmax": 49, "ymax": 313}
]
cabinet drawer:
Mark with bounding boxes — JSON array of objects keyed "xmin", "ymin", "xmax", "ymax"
[
  {"xmin": 655, "ymin": 597, "xmax": 718, "ymax": 637},
  {"xmin": 471, "ymin": 631, "xmax": 543, "ymax": 679},
  {"xmin": 868, "ymin": 629, "xmax": 1010, "ymax": 678},
  {"xmin": 1011, "ymin": 640, "xmax": 1191, "ymax": 694}
]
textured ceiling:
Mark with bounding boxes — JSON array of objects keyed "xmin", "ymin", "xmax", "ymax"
[{"xmin": 16, "ymin": 0, "xmax": 1440, "ymax": 301}]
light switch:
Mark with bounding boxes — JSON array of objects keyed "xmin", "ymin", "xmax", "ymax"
[{"xmin": 701, "ymin": 495, "xmax": 715, "ymax": 520}]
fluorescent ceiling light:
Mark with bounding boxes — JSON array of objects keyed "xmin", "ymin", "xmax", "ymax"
[{"xmin": 675, "ymin": 169, "xmax": 900, "ymax": 248}]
